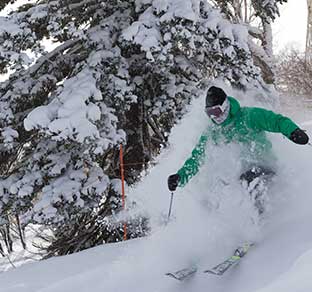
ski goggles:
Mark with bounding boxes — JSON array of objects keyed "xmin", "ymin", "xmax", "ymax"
[{"xmin": 205, "ymin": 98, "xmax": 229, "ymax": 118}]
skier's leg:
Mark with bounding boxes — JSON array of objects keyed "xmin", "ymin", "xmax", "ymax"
[
  {"xmin": 240, "ymin": 166, "xmax": 275, "ymax": 185},
  {"xmin": 240, "ymin": 166, "xmax": 275, "ymax": 214}
]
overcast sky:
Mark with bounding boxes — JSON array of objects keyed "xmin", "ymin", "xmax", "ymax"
[{"xmin": 273, "ymin": 0, "xmax": 307, "ymax": 53}]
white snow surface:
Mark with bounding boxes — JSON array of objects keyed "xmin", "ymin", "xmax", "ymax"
[{"xmin": 1, "ymin": 95, "xmax": 312, "ymax": 292}]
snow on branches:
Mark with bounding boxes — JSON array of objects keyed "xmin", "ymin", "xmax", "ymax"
[
  {"xmin": 252, "ymin": 0, "xmax": 288, "ymax": 22},
  {"xmin": 24, "ymin": 68, "xmax": 125, "ymax": 152}
]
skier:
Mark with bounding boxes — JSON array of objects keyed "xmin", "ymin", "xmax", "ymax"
[{"xmin": 167, "ymin": 86, "xmax": 309, "ymax": 213}]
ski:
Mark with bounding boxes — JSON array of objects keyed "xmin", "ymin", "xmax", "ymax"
[
  {"xmin": 166, "ymin": 242, "xmax": 254, "ymax": 280},
  {"xmin": 204, "ymin": 242, "xmax": 254, "ymax": 276},
  {"xmin": 165, "ymin": 266, "xmax": 197, "ymax": 281}
]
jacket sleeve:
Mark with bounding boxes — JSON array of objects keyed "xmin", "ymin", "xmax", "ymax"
[
  {"xmin": 177, "ymin": 134, "xmax": 208, "ymax": 187},
  {"xmin": 246, "ymin": 108, "xmax": 299, "ymax": 138}
]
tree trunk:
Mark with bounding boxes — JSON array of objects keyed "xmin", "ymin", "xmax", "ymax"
[
  {"xmin": 262, "ymin": 20, "xmax": 273, "ymax": 59},
  {"xmin": 306, "ymin": 0, "xmax": 312, "ymax": 60},
  {"xmin": 16, "ymin": 214, "xmax": 26, "ymax": 250}
]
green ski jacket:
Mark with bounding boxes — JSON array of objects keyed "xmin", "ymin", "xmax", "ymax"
[{"xmin": 177, "ymin": 96, "xmax": 299, "ymax": 187}]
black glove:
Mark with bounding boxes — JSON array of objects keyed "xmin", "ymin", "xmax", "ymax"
[
  {"xmin": 168, "ymin": 173, "xmax": 180, "ymax": 191},
  {"xmin": 289, "ymin": 128, "xmax": 309, "ymax": 145}
]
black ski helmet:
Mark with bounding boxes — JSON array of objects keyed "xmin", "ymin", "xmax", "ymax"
[{"xmin": 206, "ymin": 86, "xmax": 227, "ymax": 107}]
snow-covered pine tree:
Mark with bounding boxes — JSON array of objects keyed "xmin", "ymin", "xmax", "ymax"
[
  {"xmin": 210, "ymin": 0, "xmax": 288, "ymax": 84},
  {"xmin": 0, "ymin": 0, "xmax": 286, "ymax": 255}
]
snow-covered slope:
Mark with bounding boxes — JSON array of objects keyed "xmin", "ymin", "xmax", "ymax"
[{"xmin": 1, "ymin": 95, "xmax": 312, "ymax": 292}]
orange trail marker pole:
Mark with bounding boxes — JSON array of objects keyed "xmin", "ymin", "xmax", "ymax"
[{"xmin": 119, "ymin": 144, "xmax": 127, "ymax": 240}]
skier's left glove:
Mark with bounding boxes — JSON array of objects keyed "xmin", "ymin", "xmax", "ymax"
[{"xmin": 289, "ymin": 128, "xmax": 309, "ymax": 145}]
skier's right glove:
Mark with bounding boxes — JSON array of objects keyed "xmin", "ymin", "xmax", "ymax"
[
  {"xmin": 290, "ymin": 128, "xmax": 309, "ymax": 145},
  {"xmin": 168, "ymin": 173, "xmax": 180, "ymax": 191}
]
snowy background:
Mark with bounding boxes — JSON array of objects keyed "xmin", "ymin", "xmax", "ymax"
[
  {"xmin": 272, "ymin": 0, "xmax": 307, "ymax": 53},
  {"xmin": 0, "ymin": 1, "xmax": 311, "ymax": 291},
  {"xmin": 0, "ymin": 92, "xmax": 311, "ymax": 292}
]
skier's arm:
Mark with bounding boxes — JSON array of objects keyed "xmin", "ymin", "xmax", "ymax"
[
  {"xmin": 177, "ymin": 134, "xmax": 208, "ymax": 187},
  {"xmin": 246, "ymin": 108, "xmax": 308, "ymax": 143}
]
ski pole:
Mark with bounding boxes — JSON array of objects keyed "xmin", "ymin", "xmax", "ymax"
[{"xmin": 167, "ymin": 192, "xmax": 174, "ymax": 222}]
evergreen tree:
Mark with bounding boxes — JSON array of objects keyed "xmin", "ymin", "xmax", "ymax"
[{"xmin": 210, "ymin": 0, "xmax": 288, "ymax": 84}]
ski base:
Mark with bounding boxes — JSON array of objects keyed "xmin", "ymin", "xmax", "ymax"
[
  {"xmin": 165, "ymin": 266, "xmax": 197, "ymax": 281},
  {"xmin": 204, "ymin": 242, "xmax": 254, "ymax": 276},
  {"xmin": 204, "ymin": 255, "xmax": 241, "ymax": 275}
]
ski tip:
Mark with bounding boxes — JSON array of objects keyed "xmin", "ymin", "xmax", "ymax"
[
  {"xmin": 203, "ymin": 270, "xmax": 222, "ymax": 276},
  {"xmin": 165, "ymin": 272, "xmax": 176, "ymax": 278},
  {"xmin": 165, "ymin": 267, "xmax": 198, "ymax": 281},
  {"xmin": 242, "ymin": 242, "xmax": 255, "ymax": 248},
  {"xmin": 165, "ymin": 273, "xmax": 188, "ymax": 281}
]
